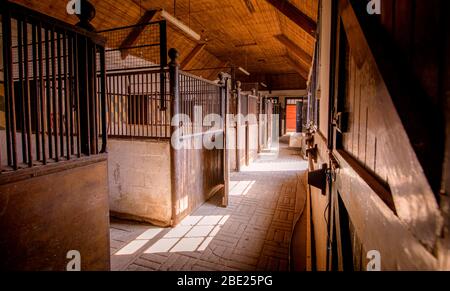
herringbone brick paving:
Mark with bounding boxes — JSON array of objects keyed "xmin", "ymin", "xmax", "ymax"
[{"xmin": 110, "ymin": 139, "xmax": 308, "ymax": 271}]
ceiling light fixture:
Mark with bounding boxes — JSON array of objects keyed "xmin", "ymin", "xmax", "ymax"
[
  {"xmin": 160, "ymin": 9, "xmax": 201, "ymax": 41},
  {"xmin": 238, "ymin": 67, "xmax": 250, "ymax": 76}
]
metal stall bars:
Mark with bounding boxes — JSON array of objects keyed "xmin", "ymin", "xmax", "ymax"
[
  {"xmin": 102, "ymin": 68, "xmax": 171, "ymax": 139},
  {"xmin": 97, "ymin": 21, "xmax": 170, "ymax": 139},
  {"xmin": 0, "ymin": 1, "xmax": 107, "ymax": 175}
]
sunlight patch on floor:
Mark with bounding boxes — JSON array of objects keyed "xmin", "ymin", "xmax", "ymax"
[
  {"xmin": 115, "ymin": 226, "xmax": 163, "ymax": 255},
  {"xmin": 146, "ymin": 214, "xmax": 229, "ymax": 254},
  {"xmin": 241, "ymin": 160, "xmax": 308, "ymax": 172},
  {"xmin": 229, "ymin": 180, "xmax": 256, "ymax": 196},
  {"xmin": 114, "ymin": 214, "xmax": 230, "ymax": 256}
]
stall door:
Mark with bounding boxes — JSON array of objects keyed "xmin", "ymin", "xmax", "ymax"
[{"xmin": 286, "ymin": 105, "xmax": 297, "ymax": 133}]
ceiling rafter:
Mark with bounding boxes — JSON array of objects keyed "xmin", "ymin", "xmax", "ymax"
[
  {"xmin": 207, "ymin": 61, "xmax": 230, "ymax": 80},
  {"xmin": 285, "ymin": 54, "xmax": 309, "ymax": 80},
  {"xmin": 275, "ymin": 34, "xmax": 312, "ymax": 67},
  {"xmin": 265, "ymin": 0, "xmax": 317, "ymax": 37},
  {"xmin": 181, "ymin": 43, "xmax": 207, "ymax": 70},
  {"xmin": 118, "ymin": 9, "xmax": 159, "ymax": 59}
]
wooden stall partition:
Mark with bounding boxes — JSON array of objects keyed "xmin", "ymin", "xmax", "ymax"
[
  {"xmin": 169, "ymin": 49, "xmax": 227, "ymax": 225},
  {"xmin": 0, "ymin": 1, "xmax": 110, "ymax": 271}
]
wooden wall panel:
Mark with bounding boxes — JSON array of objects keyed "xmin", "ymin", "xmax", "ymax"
[
  {"xmin": 0, "ymin": 159, "xmax": 110, "ymax": 271},
  {"xmin": 334, "ymin": 149, "xmax": 438, "ymax": 270},
  {"xmin": 374, "ymin": 0, "xmax": 446, "ymax": 193},
  {"xmin": 310, "ymin": 0, "xmax": 447, "ymax": 270},
  {"xmin": 310, "ymin": 0, "xmax": 448, "ymax": 270},
  {"xmin": 340, "ymin": 1, "xmax": 442, "ymax": 250},
  {"xmin": 309, "ymin": 132, "xmax": 331, "ymax": 271},
  {"xmin": 172, "ymin": 135, "xmax": 224, "ymax": 224}
]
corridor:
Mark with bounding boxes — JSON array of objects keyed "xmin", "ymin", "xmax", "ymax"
[
  {"xmin": 110, "ymin": 137, "xmax": 308, "ymax": 271},
  {"xmin": 2, "ymin": 0, "xmax": 448, "ymax": 273}
]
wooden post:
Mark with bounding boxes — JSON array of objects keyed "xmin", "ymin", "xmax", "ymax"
[
  {"xmin": 75, "ymin": 0, "xmax": 96, "ymax": 155},
  {"xmin": 258, "ymin": 94, "xmax": 263, "ymax": 153},
  {"xmin": 236, "ymin": 81, "xmax": 242, "ymax": 172},
  {"xmin": 75, "ymin": 0, "xmax": 96, "ymax": 32},
  {"xmin": 219, "ymin": 72, "xmax": 229, "ymax": 207},
  {"xmin": 1, "ymin": 1, "xmax": 18, "ymax": 169},
  {"xmin": 169, "ymin": 48, "xmax": 181, "ymax": 225},
  {"xmin": 246, "ymin": 92, "xmax": 250, "ymax": 166},
  {"xmin": 99, "ymin": 46, "xmax": 107, "ymax": 153}
]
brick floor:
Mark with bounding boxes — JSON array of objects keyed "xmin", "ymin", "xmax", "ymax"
[{"xmin": 110, "ymin": 138, "xmax": 308, "ymax": 271}]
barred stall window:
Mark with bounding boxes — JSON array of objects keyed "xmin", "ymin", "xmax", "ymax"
[
  {"xmin": 1, "ymin": 2, "xmax": 107, "ymax": 172},
  {"xmin": 127, "ymin": 94, "xmax": 149, "ymax": 125}
]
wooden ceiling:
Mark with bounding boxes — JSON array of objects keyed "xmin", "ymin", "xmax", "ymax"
[{"xmin": 10, "ymin": 0, "xmax": 318, "ymax": 89}]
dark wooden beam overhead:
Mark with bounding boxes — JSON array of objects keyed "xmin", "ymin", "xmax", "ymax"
[
  {"xmin": 285, "ymin": 55, "xmax": 309, "ymax": 80},
  {"xmin": 243, "ymin": 0, "xmax": 256, "ymax": 14},
  {"xmin": 275, "ymin": 34, "xmax": 312, "ymax": 67},
  {"xmin": 236, "ymin": 72, "xmax": 307, "ymax": 90},
  {"xmin": 181, "ymin": 43, "xmax": 207, "ymax": 70},
  {"xmin": 266, "ymin": 0, "xmax": 317, "ymax": 37},
  {"xmin": 207, "ymin": 61, "xmax": 229, "ymax": 80},
  {"xmin": 119, "ymin": 9, "xmax": 158, "ymax": 59}
]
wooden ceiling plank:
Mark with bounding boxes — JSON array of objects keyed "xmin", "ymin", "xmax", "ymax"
[
  {"xmin": 181, "ymin": 43, "xmax": 207, "ymax": 70},
  {"xmin": 265, "ymin": 0, "xmax": 317, "ymax": 37},
  {"xmin": 275, "ymin": 34, "xmax": 312, "ymax": 66},
  {"xmin": 119, "ymin": 9, "xmax": 158, "ymax": 59}
]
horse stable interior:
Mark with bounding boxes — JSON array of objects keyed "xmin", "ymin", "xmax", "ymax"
[{"xmin": 0, "ymin": 0, "xmax": 449, "ymax": 271}]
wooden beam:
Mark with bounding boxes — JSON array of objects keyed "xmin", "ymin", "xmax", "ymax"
[
  {"xmin": 266, "ymin": 0, "xmax": 316, "ymax": 37},
  {"xmin": 207, "ymin": 61, "xmax": 229, "ymax": 80},
  {"xmin": 243, "ymin": 0, "xmax": 256, "ymax": 13},
  {"xmin": 285, "ymin": 55, "xmax": 309, "ymax": 80},
  {"xmin": 119, "ymin": 9, "xmax": 158, "ymax": 59},
  {"xmin": 180, "ymin": 43, "xmax": 207, "ymax": 70},
  {"xmin": 275, "ymin": 34, "xmax": 312, "ymax": 66},
  {"xmin": 235, "ymin": 72, "xmax": 306, "ymax": 90}
]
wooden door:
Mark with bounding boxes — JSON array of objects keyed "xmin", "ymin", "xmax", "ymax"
[{"xmin": 286, "ymin": 105, "xmax": 297, "ymax": 132}]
